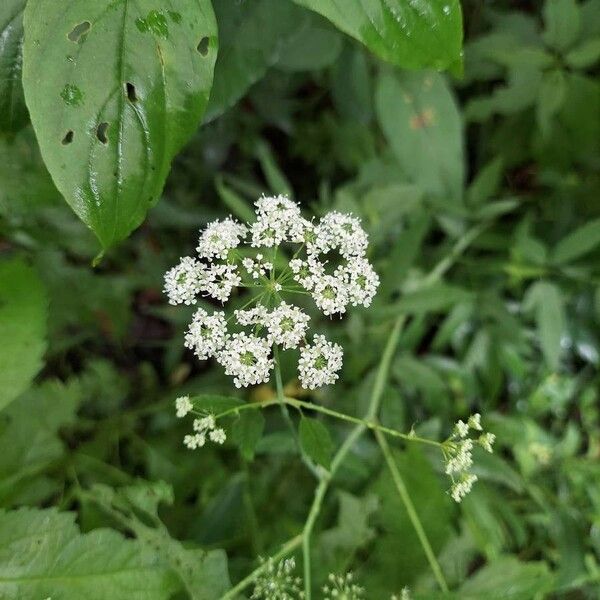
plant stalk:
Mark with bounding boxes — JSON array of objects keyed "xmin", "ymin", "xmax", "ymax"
[
  {"xmin": 301, "ymin": 315, "xmax": 405, "ymax": 599},
  {"xmin": 374, "ymin": 427, "xmax": 449, "ymax": 593}
]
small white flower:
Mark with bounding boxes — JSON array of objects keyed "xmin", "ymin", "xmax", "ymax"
[
  {"xmin": 468, "ymin": 413, "xmax": 483, "ymax": 431},
  {"xmin": 242, "ymin": 254, "xmax": 273, "ymax": 280},
  {"xmin": 266, "ymin": 302, "xmax": 310, "ymax": 349},
  {"xmin": 183, "ymin": 432, "xmax": 206, "ymax": 450},
  {"xmin": 218, "ymin": 333, "xmax": 274, "ymax": 388},
  {"xmin": 298, "ymin": 334, "xmax": 343, "ymax": 389},
  {"xmin": 184, "ymin": 308, "xmax": 227, "ymax": 360},
  {"xmin": 209, "ymin": 428, "xmax": 227, "ymax": 444},
  {"xmin": 454, "ymin": 420, "xmax": 469, "ymax": 438},
  {"xmin": 479, "ymin": 432, "xmax": 496, "ymax": 453},
  {"xmin": 445, "ymin": 439, "xmax": 473, "ymax": 475},
  {"xmin": 197, "ymin": 217, "xmax": 247, "ymax": 260},
  {"xmin": 312, "ymin": 274, "xmax": 349, "ymax": 316},
  {"xmin": 450, "ymin": 473, "xmax": 478, "ymax": 503},
  {"xmin": 175, "ymin": 395, "xmax": 193, "ymax": 418},
  {"xmin": 193, "ymin": 415, "xmax": 216, "ymax": 432},
  {"xmin": 323, "ymin": 572, "xmax": 365, "ymax": 600},
  {"xmin": 251, "ymin": 195, "xmax": 307, "ymax": 248},
  {"xmin": 289, "ymin": 256, "xmax": 325, "ymax": 291},
  {"xmin": 312, "ymin": 211, "xmax": 368, "ymax": 258},
  {"xmin": 164, "ymin": 256, "xmax": 204, "ymax": 305},
  {"xmin": 338, "ymin": 258, "xmax": 380, "ymax": 308},
  {"xmin": 201, "ymin": 263, "xmax": 241, "ymax": 303},
  {"xmin": 235, "ymin": 305, "xmax": 268, "ymax": 326},
  {"xmin": 251, "ymin": 557, "xmax": 302, "ymax": 600}
]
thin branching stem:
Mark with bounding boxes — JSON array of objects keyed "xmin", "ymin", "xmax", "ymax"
[
  {"xmin": 301, "ymin": 315, "xmax": 406, "ymax": 599},
  {"xmin": 273, "ymin": 345, "xmax": 320, "ymax": 477},
  {"xmin": 374, "ymin": 426, "xmax": 449, "ymax": 593}
]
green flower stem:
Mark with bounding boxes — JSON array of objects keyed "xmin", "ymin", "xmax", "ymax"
[
  {"xmin": 220, "ymin": 534, "xmax": 303, "ymax": 600},
  {"xmin": 421, "ymin": 221, "xmax": 490, "ymax": 287},
  {"xmin": 301, "ymin": 315, "xmax": 406, "ymax": 600},
  {"xmin": 374, "ymin": 426, "xmax": 449, "ymax": 593},
  {"xmin": 210, "ymin": 395, "xmax": 440, "ymax": 449},
  {"xmin": 273, "ymin": 345, "xmax": 321, "ymax": 478}
]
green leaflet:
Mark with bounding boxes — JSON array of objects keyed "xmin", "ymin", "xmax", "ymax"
[
  {"xmin": 0, "ymin": 507, "xmax": 178, "ymax": 600},
  {"xmin": 0, "ymin": 258, "xmax": 47, "ymax": 412},
  {"xmin": 205, "ymin": 0, "xmax": 308, "ymax": 122},
  {"xmin": 90, "ymin": 481, "xmax": 231, "ymax": 600},
  {"xmin": 299, "ymin": 416, "xmax": 334, "ymax": 469},
  {"xmin": 22, "ymin": 0, "xmax": 218, "ymax": 249},
  {"xmin": 375, "ymin": 70, "xmax": 464, "ymax": 201},
  {"xmin": 0, "ymin": 380, "xmax": 80, "ymax": 505},
  {"xmin": 0, "ymin": 0, "xmax": 28, "ymax": 135},
  {"xmin": 292, "ymin": 0, "xmax": 463, "ymax": 73}
]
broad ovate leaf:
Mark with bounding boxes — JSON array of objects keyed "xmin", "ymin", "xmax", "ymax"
[
  {"xmin": 299, "ymin": 416, "xmax": 334, "ymax": 469},
  {"xmin": 0, "ymin": 0, "xmax": 28, "ymax": 135},
  {"xmin": 22, "ymin": 0, "xmax": 218, "ymax": 249},
  {"xmin": 292, "ymin": 0, "xmax": 463, "ymax": 73},
  {"xmin": 376, "ymin": 70, "xmax": 464, "ymax": 201},
  {"xmin": 0, "ymin": 507, "xmax": 177, "ymax": 600},
  {"xmin": 0, "ymin": 258, "xmax": 47, "ymax": 412}
]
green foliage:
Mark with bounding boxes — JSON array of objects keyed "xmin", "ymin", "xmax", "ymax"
[
  {"xmin": 0, "ymin": 259, "xmax": 47, "ymax": 412},
  {"xmin": 22, "ymin": 0, "xmax": 218, "ymax": 249},
  {"xmin": 376, "ymin": 70, "xmax": 463, "ymax": 201},
  {"xmin": 1, "ymin": 0, "xmax": 600, "ymax": 598},
  {"xmin": 0, "ymin": 507, "xmax": 178, "ymax": 599},
  {"xmin": 232, "ymin": 410, "xmax": 265, "ymax": 461},
  {"xmin": 299, "ymin": 416, "xmax": 334, "ymax": 469},
  {"xmin": 0, "ymin": 0, "xmax": 28, "ymax": 135},
  {"xmin": 293, "ymin": 0, "xmax": 463, "ymax": 73}
]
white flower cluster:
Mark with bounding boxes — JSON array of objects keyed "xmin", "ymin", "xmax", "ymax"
[
  {"xmin": 251, "ymin": 557, "xmax": 304, "ymax": 600},
  {"xmin": 444, "ymin": 413, "xmax": 496, "ymax": 502},
  {"xmin": 164, "ymin": 195, "xmax": 379, "ymax": 391},
  {"xmin": 323, "ymin": 572, "xmax": 365, "ymax": 600},
  {"xmin": 174, "ymin": 396, "xmax": 227, "ymax": 451}
]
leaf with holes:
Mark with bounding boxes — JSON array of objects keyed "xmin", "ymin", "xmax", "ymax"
[
  {"xmin": 0, "ymin": 0, "xmax": 29, "ymax": 135},
  {"xmin": 0, "ymin": 258, "xmax": 48, "ymax": 413},
  {"xmin": 292, "ymin": 0, "xmax": 463, "ymax": 73},
  {"xmin": 22, "ymin": 0, "xmax": 218, "ymax": 249}
]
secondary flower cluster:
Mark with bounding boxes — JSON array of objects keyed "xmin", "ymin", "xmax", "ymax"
[
  {"xmin": 251, "ymin": 557, "xmax": 304, "ymax": 600},
  {"xmin": 323, "ymin": 572, "xmax": 365, "ymax": 600},
  {"xmin": 164, "ymin": 195, "xmax": 379, "ymax": 391},
  {"xmin": 175, "ymin": 395, "xmax": 227, "ymax": 450},
  {"xmin": 443, "ymin": 413, "xmax": 496, "ymax": 502}
]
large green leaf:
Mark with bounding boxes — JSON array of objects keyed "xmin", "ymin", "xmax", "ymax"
[
  {"xmin": 0, "ymin": 258, "xmax": 47, "ymax": 412},
  {"xmin": 90, "ymin": 481, "xmax": 232, "ymax": 600},
  {"xmin": 292, "ymin": 0, "xmax": 463, "ymax": 73},
  {"xmin": 0, "ymin": 380, "xmax": 80, "ymax": 505},
  {"xmin": 205, "ymin": 0, "xmax": 306, "ymax": 122},
  {"xmin": 459, "ymin": 556, "xmax": 554, "ymax": 598},
  {"xmin": 0, "ymin": 0, "xmax": 28, "ymax": 135},
  {"xmin": 0, "ymin": 508, "xmax": 178, "ymax": 599},
  {"xmin": 376, "ymin": 70, "xmax": 464, "ymax": 200},
  {"xmin": 22, "ymin": 0, "xmax": 218, "ymax": 249}
]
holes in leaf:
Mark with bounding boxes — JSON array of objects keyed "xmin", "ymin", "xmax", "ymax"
[
  {"xmin": 197, "ymin": 36, "xmax": 209, "ymax": 56},
  {"xmin": 96, "ymin": 122, "xmax": 109, "ymax": 144},
  {"xmin": 68, "ymin": 21, "xmax": 91, "ymax": 42},
  {"xmin": 125, "ymin": 82, "xmax": 138, "ymax": 103},
  {"xmin": 62, "ymin": 130, "xmax": 74, "ymax": 145}
]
